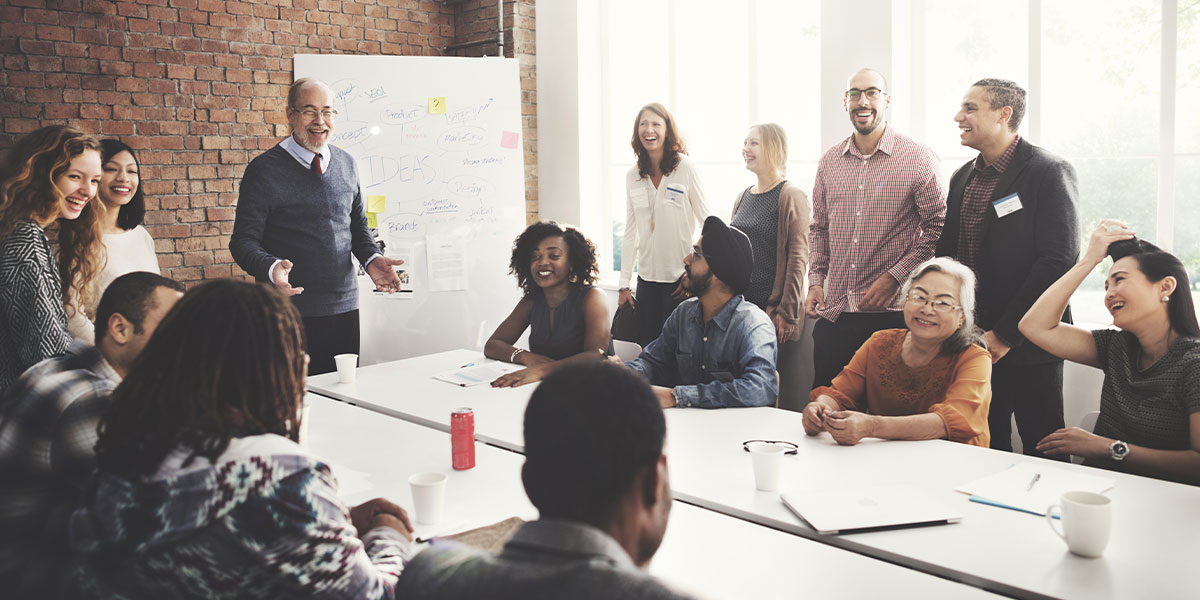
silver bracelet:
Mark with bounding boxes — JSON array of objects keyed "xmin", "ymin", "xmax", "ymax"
[{"xmin": 510, "ymin": 347, "xmax": 526, "ymax": 363}]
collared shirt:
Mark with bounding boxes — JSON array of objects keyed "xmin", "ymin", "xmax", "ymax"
[
  {"xmin": 808, "ymin": 124, "xmax": 946, "ymax": 322},
  {"xmin": 396, "ymin": 518, "xmax": 696, "ymax": 600},
  {"xmin": 620, "ymin": 155, "xmax": 711, "ymax": 288},
  {"xmin": 625, "ymin": 295, "xmax": 777, "ymax": 408},
  {"xmin": 0, "ymin": 341, "xmax": 119, "ymax": 583},
  {"xmin": 279, "ymin": 134, "xmax": 331, "ymax": 173},
  {"xmin": 268, "ymin": 136, "xmax": 378, "ymax": 283},
  {"xmin": 956, "ymin": 135, "xmax": 1021, "ymax": 270}
]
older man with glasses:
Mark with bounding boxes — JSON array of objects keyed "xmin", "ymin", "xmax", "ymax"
[
  {"xmin": 805, "ymin": 67, "xmax": 947, "ymax": 391},
  {"xmin": 231, "ymin": 77, "xmax": 404, "ymax": 375}
]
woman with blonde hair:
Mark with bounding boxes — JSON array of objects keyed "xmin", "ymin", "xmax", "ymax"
[
  {"xmin": 0, "ymin": 125, "xmax": 104, "ymax": 394},
  {"xmin": 731, "ymin": 123, "xmax": 810, "ymax": 409},
  {"xmin": 618, "ymin": 103, "xmax": 710, "ymax": 348}
]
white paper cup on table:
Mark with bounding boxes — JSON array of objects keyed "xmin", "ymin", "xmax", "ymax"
[
  {"xmin": 409, "ymin": 472, "xmax": 448, "ymax": 525},
  {"xmin": 1046, "ymin": 491, "xmax": 1112, "ymax": 558},
  {"xmin": 747, "ymin": 442, "xmax": 786, "ymax": 492},
  {"xmin": 334, "ymin": 353, "xmax": 358, "ymax": 383}
]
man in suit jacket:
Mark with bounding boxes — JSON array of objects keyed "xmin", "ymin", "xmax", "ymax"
[{"xmin": 936, "ymin": 78, "xmax": 1080, "ymax": 459}]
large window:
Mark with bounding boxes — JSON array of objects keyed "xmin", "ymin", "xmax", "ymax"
[
  {"xmin": 579, "ymin": 0, "xmax": 821, "ymax": 275},
  {"xmin": 901, "ymin": 0, "xmax": 1194, "ymax": 325}
]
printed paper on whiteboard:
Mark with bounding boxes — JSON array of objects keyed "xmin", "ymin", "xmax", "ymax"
[
  {"xmin": 426, "ymin": 235, "xmax": 468, "ymax": 291},
  {"xmin": 373, "ymin": 241, "xmax": 417, "ymax": 299}
]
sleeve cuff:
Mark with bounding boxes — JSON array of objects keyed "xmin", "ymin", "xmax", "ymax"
[
  {"xmin": 267, "ymin": 259, "xmax": 282, "ymax": 284},
  {"xmin": 673, "ymin": 385, "xmax": 699, "ymax": 408},
  {"xmin": 363, "ymin": 253, "xmax": 382, "ymax": 268}
]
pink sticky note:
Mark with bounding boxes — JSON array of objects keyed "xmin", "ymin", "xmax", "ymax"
[{"xmin": 500, "ymin": 130, "xmax": 519, "ymax": 149}]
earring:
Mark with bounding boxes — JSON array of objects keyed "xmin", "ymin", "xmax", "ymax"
[{"xmin": 1162, "ymin": 295, "xmax": 1171, "ymax": 303}]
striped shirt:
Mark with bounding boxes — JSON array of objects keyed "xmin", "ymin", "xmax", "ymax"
[
  {"xmin": 808, "ymin": 125, "xmax": 946, "ymax": 322},
  {"xmin": 956, "ymin": 135, "xmax": 1021, "ymax": 269}
]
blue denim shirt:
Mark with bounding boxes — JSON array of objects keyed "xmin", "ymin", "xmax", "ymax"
[{"xmin": 626, "ymin": 295, "xmax": 777, "ymax": 408}]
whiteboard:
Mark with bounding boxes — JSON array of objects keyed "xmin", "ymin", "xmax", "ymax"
[{"xmin": 294, "ymin": 55, "xmax": 526, "ymax": 365}]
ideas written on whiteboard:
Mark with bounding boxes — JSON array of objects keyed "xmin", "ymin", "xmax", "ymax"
[{"xmin": 427, "ymin": 235, "xmax": 468, "ymax": 292}]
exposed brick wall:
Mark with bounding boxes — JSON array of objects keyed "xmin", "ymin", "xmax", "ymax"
[{"xmin": 0, "ymin": 0, "xmax": 538, "ymax": 284}]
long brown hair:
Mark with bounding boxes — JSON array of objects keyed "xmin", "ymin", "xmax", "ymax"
[
  {"xmin": 630, "ymin": 103, "xmax": 687, "ymax": 179},
  {"xmin": 0, "ymin": 125, "xmax": 105, "ymax": 311},
  {"xmin": 95, "ymin": 280, "xmax": 309, "ymax": 477}
]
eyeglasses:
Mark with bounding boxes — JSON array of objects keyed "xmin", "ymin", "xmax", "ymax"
[
  {"xmin": 742, "ymin": 440, "xmax": 798, "ymax": 455},
  {"xmin": 690, "ymin": 247, "xmax": 711, "ymax": 261},
  {"xmin": 845, "ymin": 88, "xmax": 886, "ymax": 101},
  {"xmin": 294, "ymin": 108, "xmax": 338, "ymax": 120},
  {"xmin": 905, "ymin": 291, "xmax": 962, "ymax": 313}
]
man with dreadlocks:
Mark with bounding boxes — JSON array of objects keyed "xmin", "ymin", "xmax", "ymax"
[{"xmin": 68, "ymin": 280, "xmax": 415, "ymax": 599}]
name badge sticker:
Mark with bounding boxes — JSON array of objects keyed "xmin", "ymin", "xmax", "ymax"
[
  {"xmin": 664, "ymin": 184, "xmax": 686, "ymax": 205},
  {"xmin": 993, "ymin": 193, "xmax": 1023, "ymax": 218}
]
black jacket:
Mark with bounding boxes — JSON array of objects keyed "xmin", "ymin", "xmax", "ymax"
[{"xmin": 936, "ymin": 138, "xmax": 1080, "ymax": 365}]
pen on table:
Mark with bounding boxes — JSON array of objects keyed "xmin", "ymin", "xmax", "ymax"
[
  {"xmin": 460, "ymin": 362, "xmax": 475, "ymax": 368},
  {"xmin": 1027, "ymin": 473, "xmax": 1041, "ymax": 491}
]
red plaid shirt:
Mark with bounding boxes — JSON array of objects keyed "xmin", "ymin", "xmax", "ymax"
[
  {"xmin": 808, "ymin": 125, "xmax": 946, "ymax": 322},
  {"xmin": 956, "ymin": 135, "xmax": 1020, "ymax": 269}
]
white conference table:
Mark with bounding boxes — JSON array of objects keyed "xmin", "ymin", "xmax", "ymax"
[
  {"xmin": 303, "ymin": 393, "xmax": 1001, "ymax": 600},
  {"xmin": 309, "ymin": 350, "xmax": 1200, "ymax": 600}
]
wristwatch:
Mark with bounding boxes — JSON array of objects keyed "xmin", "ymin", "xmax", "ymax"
[{"xmin": 1109, "ymin": 440, "xmax": 1130, "ymax": 461}]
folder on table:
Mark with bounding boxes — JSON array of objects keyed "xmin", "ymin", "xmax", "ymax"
[{"xmin": 955, "ymin": 462, "xmax": 1115, "ymax": 517}]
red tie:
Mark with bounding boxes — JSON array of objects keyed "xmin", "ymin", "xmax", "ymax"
[{"xmin": 310, "ymin": 154, "xmax": 322, "ymax": 174}]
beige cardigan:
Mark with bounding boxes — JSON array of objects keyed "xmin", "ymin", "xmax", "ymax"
[{"xmin": 731, "ymin": 181, "xmax": 810, "ymax": 341}]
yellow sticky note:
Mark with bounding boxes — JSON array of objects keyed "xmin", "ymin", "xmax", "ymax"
[
  {"xmin": 367, "ymin": 213, "xmax": 378, "ymax": 228},
  {"xmin": 428, "ymin": 96, "xmax": 446, "ymax": 114},
  {"xmin": 367, "ymin": 195, "xmax": 386, "ymax": 213}
]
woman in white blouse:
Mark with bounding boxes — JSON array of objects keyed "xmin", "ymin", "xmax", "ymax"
[
  {"xmin": 618, "ymin": 103, "xmax": 710, "ymax": 348},
  {"xmin": 68, "ymin": 139, "xmax": 161, "ymax": 341}
]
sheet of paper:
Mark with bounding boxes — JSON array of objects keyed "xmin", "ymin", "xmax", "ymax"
[
  {"xmin": 432, "ymin": 362, "xmax": 520, "ymax": 387},
  {"xmin": 367, "ymin": 195, "xmax": 387, "ymax": 213},
  {"xmin": 372, "ymin": 242, "xmax": 416, "ymax": 299},
  {"xmin": 426, "ymin": 234, "xmax": 468, "ymax": 291},
  {"xmin": 956, "ymin": 462, "xmax": 1115, "ymax": 516}
]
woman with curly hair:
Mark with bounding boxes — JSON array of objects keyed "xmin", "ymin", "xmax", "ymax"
[
  {"xmin": 485, "ymin": 221, "xmax": 611, "ymax": 387},
  {"xmin": 67, "ymin": 138, "xmax": 161, "ymax": 342},
  {"xmin": 618, "ymin": 103, "xmax": 710, "ymax": 348},
  {"xmin": 70, "ymin": 279, "xmax": 414, "ymax": 598},
  {"xmin": 0, "ymin": 125, "xmax": 104, "ymax": 394}
]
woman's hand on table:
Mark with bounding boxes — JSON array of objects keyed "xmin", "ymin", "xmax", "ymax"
[
  {"xmin": 491, "ymin": 365, "xmax": 547, "ymax": 388},
  {"xmin": 1035, "ymin": 427, "xmax": 1110, "ymax": 459},
  {"xmin": 824, "ymin": 411, "xmax": 876, "ymax": 446}
]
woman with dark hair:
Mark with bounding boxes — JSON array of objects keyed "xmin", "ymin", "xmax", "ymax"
[
  {"xmin": 485, "ymin": 221, "xmax": 611, "ymax": 387},
  {"xmin": 803, "ymin": 257, "xmax": 992, "ymax": 446},
  {"xmin": 618, "ymin": 103, "xmax": 710, "ymax": 348},
  {"xmin": 1020, "ymin": 219, "xmax": 1200, "ymax": 485},
  {"xmin": 69, "ymin": 279, "xmax": 414, "ymax": 598},
  {"xmin": 731, "ymin": 123, "xmax": 810, "ymax": 409},
  {"xmin": 0, "ymin": 125, "xmax": 103, "ymax": 394},
  {"xmin": 67, "ymin": 138, "xmax": 160, "ymax": 342}
]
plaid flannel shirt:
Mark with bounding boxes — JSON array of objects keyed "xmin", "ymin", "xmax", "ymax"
[
  {"xmin": 0, "ymin": 341, "xmax": 119, "ymax": 582},
  {"xmin": 808, "ymin": 125, "xmax": 946, "ymax": 322},
  {"xmin": 956, "ymin": 135, "xmax": 1021, "ymax": 270}
]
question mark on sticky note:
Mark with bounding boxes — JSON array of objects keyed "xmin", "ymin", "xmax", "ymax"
[{"xmin": 428, "ymin": 96, "xmax": 446, "ymax": 114}]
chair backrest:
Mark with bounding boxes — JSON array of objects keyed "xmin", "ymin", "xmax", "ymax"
[
  {"xmin": 1079, "ymin": 410, "xmax": 1100, "ymax": 433},
  {"xmin": 612, "ymin": 339, "xmax": 643, "ymax": 362}
]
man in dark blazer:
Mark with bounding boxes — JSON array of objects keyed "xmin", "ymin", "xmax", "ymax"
[{"xmin": 936, "ymin": 78, "xmax": 1079, "ymax": 459}]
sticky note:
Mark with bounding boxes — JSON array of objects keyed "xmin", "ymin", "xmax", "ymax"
[
  {"xmin": 500, "ymin": 130, "xmax": 519, "ymax": 149},
  {"xmin": 428, "ymin": 96, "xmax": 446, "ymax": 114},
  {"xmin": 367, "ymin": 195, "xmax": 386, "ymax": 213},
  {"xmin": 367, "ymin": 213, "xmax": 378, "ymax": 228}
]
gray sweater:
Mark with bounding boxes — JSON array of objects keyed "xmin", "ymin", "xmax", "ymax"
[{"xmin": 231, "ymin": 144, "xmax": 380, "ymax": 318}]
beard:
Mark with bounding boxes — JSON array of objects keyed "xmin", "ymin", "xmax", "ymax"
[{"xmin": 683, "ymin": 268, "xmax": 712, "ymax": 296}]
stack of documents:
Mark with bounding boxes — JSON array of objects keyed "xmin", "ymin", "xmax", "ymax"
[
  {"xmin": 433, "ymin": 362, "xmax": 520, "ymax": 387},
  {"xmin": 956, "ymin": 462, "xmax": 1115, "ymax": 516}
]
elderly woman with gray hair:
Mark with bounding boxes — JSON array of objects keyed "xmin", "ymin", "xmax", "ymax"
[{"xmin": 802, "ymin": 257, "xmax": 992, "ymax": 446}]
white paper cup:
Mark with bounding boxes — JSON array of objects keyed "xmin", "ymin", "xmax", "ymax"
[
  {"xmin": 297, "ymin": 399, "xmax": 311, "ymax": 446},
  {"xmin": 747, "ymin": 442, "xmax": 786, "ymax": 492},
  {"xmin": 409, "ymin": 472, "xmax": 448, "ymax": 525},
  {"xmin": 334, "ymin": 353, "xmax": 358, "ymax": 383},
  {"xmin": 1046, "ymin": 491, "xmax": 1112, "ymax": 558}
]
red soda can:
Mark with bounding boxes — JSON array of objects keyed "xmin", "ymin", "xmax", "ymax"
[{"xmin": 451, "ymin": 408, "xmax": 475, "ymax": 470}]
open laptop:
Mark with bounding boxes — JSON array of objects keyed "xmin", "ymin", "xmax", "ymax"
[{"xmin": 782, "ymin": 484, "xmax": 962, "ymax": 535}]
